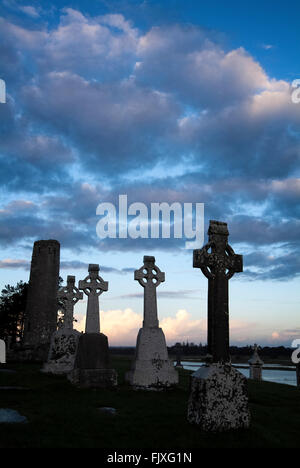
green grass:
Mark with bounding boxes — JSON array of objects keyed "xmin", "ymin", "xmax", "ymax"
[{"xmin": 0, "ymin": 356, "xmax": 299, "ymax": 448}]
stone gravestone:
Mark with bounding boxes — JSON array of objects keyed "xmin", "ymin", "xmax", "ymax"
[
  {"xmin": 68, "ymin": 264, "xmax": 117, "ymax": 388},
  {"xmin": 42, "ymin": 276, "xmax": 82, "ymax": 374},
  {"xmin": 126, "ymin": 256, "xmax": 178, "ymax": 390},
  {"xmin": 23, "ymin": 240, "xmax": 60, "ymax": 361},
  {"xmin": 0, "ymin": 339, "xmax": 6, "ymax": 364},
  {"xmin": 248, "ymin": 344, "xmax": 264, "ymax": 381},
  {"xmin": 188, "ymin": 220, "xmax": 250, "ymax": 431}
]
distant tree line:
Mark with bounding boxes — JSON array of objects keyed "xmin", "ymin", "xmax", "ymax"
[
  {"xmin": 0, "ymin": 280, "xmax": 295, "ymax": 360},
  {"xmin": 166, "ymin": 343, "xmax": 293, "ymax": 359},
  {"xmin": 111, "ymin": 343, "xmax": 293, "ymax": 358}
]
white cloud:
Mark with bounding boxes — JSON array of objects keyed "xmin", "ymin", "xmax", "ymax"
[
  {"xmin": 75, "ymin": 307, "xmax": 206, "ymax": 345},
  {"xmin": 160, "ymin": 309, "xmax": 205, "ymax": 343},
  {"xmin": 19, "ymin": 5, "xmax": 40, "ymax": 18},
  {"xmin": 0, "ymin": 16, "xmax": 46, "ymax": 49},
  {"xmin": 136, "ymin": 25, "xmax": 275, "ymax": 109},
  {"xmin": 42, "ymin": 9, "xmax": 138, "ymax": 76},
  {"xmin": 74, "ymin": 308, "xmax": 255, "ymax": 346},
  {"xmin": 75, "ymin": 308, "xmax": 142, "ymax": 345},
  {"xmin": 262, "ymin": 44, "xmax": 273, "ymax": 50},
  {"xmin": 21, "ymin": 71, "xmax": 179, "ymax": 173}
]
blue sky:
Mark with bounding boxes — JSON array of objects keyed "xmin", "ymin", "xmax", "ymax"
[{"xmin": 0, "ymin": 0, "xmax": 299, "ymax": 347}]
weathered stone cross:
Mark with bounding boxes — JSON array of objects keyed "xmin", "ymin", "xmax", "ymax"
[
  {"xmin": 135, "ymin": 256, "xmax": 165, "ymax": 328},
  {"xmin": 78, "ymin": 264, "xmax": 108, "ymax": 334},
  {"xmin": 57, "ymin": 275, "xmax": 83, "ymax": 330},
  {"xmin": 193, "ymin": 220, "xmax": 243, "ymax": 363}
]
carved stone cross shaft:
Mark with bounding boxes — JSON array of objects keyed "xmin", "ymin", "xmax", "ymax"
[
  {"xmin": 193, "ymin": 220, "xmax": 243, "ymax": 363},
  {"xmin": 135, "ymin": 256, "xmax": 165, "ymax": 328},
  {"xmin": 57, "ymin": 275, "xmax": 83, "ymax": 330},
  {"xmin": 78, "ymin": 264, "xmax": 108, "ymax": 334}
]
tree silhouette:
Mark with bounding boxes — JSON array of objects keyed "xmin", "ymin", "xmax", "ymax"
[
  {"xmin": 0, "ymin": 281, "xmax": 28, "ymax": 344},
  {"xmin": 0, "ymin": 277, "xmax": 64, "ymax": 345}
]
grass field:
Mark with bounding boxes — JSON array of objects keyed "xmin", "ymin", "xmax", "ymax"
[{"xmin": 0, "ymin": 356, "xmax": 299, "ymax": 448}]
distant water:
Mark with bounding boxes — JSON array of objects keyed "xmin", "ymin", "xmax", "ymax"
[{"xmin": 180, "ymin": 361, "xmax": 297, "ymax": 387}]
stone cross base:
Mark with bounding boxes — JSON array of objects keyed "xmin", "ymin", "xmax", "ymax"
[
  {"xmin": 68, "ymin": 333, "xmax": 118, "ymax": 388},
  {"xmin": 42, "ymin": 329, "xmax": 81, "ymax": 375},
  {"xmin": 126, "ymin": 327, "xmax": 178, "ymax": 390},
  {"xmin": 68, "ymin": 368, "xmax": 118, "ymax": 388},
  {"xmin": 187, "ymin": 363, "xmax": 250, "ymax": 431},
  {"xmin": 11, "ymin": 343, "xmax": 51, "ymax": 362},
  {"xmin": 249, "ymin": 364, "xmax": 263, "ymax": 381}
]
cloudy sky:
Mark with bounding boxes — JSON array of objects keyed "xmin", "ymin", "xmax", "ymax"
[{"xmin": 0, "ymin": 0, "xmax": 299, "ymax": 347}]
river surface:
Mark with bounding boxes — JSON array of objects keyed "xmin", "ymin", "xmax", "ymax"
[{"xmin": 180, "ymin": 361, "xmax": 297, "ymax": 387}]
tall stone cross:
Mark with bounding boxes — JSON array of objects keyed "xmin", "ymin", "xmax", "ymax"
[
  {"xmin": 193, "ymin": 220, "xmax": 243, "ymax": 363},
  {"xmin": 57, "ymin": 275, "xmax": 83, "ymax": 330},
  {"xmin": 135, "ymin": 256, "xmax": 165, "ymax": 328},
  {"xmin": 78, "ymin": 264, "xmax": 108, "ymax": 334}
]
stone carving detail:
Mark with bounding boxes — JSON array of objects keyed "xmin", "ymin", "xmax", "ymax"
[
  {"xmin": 49, "ymin": 333, "xmax": 78, "ymax": 361},
  {"xmin": 42, "ymin": 275, "xmax": 82, "ymax": 374}
]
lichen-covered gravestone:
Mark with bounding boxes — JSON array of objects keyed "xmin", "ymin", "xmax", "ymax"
[
  {"xmin": 126, "ymin": 256, "xmax": 178, "ymax": 390},
  {"xmin": 188, "ymin": 363, "xmax": 249, "ymax": 431},
  {"xmin": 42, "ymin": 276, "xmax": 82, "ymax": 374},
  {"xmin": 188, "ymin": 220, "xmax": 250, "ymax": 431},
  {"xmin": 68, "ymin": 264, "xmax": 117, "ymax": 388}
]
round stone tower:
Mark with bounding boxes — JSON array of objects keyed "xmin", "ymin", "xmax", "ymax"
[{"xmin": 23, "ymin": 240, "xmax": 60, "ymax": 360}]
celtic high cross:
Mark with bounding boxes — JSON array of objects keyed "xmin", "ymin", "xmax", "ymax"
[
  {"xmin": 193, "ymin": 220, "xmax": 243, "ymax": 362},
  {"xmin": 57, "ymin": 275, "xmax": 83, "ymax": 330},
  {"xmin": 134, "ymin": 256, "xmax": 165, "ymax": 328},
  {"xmin": 78, "ymin": 264, "xmax": 108, "ymax": 334}
]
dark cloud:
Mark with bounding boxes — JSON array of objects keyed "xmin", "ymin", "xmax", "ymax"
[
  {"xmin": 0, "ymin": 9, "xmax": 299, "ymax": 282},
  {"xmin": 136, "ymin": 25, "xmax": 268, "ymax": 109},
  {"xmin": 0, "ymin": 200, "xmax": 91, "ymax": 249},
  {"xmin": 0, "ymin": 259, "xmax": 29, "ymax": 269},
  {"xmin": 0, "ymin": 257, "xmax": 136, "ymax": 276},
  {"xmin": 229, "ymin": 215, "xmax": 300, "ymax": 246},
  {"xmin": 116, "ymin": 289, "xmax": 201, "ymax": 299},
  {"xmin": 60, "ymin": 260, "xmax": 135, "ymax": 275},
  {"xmin": 20, "ymin": 71, "xmax": 181, "ymax": 175},
  {"xmin": 243, "ymin": 251, "xmax": 300, "ymax": 281}
]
